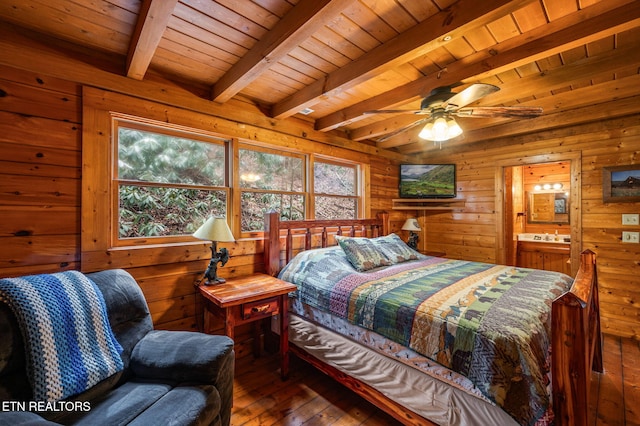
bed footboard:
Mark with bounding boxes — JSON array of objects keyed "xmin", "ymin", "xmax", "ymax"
[{"xmin": 551, "ymin": 249, "xmax": 603, "ymax": 426}]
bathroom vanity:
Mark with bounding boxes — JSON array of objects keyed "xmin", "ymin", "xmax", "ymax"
[{"xmin": 516, "ymin": 233, "xmax": 571, "ymax": 275}]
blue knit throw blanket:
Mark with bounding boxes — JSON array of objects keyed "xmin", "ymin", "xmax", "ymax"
[{"xmin": 0, "ymin": 271, "xmax": 124, "ymax": 401}]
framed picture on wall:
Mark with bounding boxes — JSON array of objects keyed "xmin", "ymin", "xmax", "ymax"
[{"xmin": 602, "ymin": 165, "xmax": 640, "ymax": 202}]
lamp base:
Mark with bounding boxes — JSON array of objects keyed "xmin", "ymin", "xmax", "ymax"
[
  {"xmin": 202, "ymin": 245, "xmax": 230, "ymax": 285},
  {"xmin": 407, "ymin": 231, "xmax": 419, "ymax": 250},
  {"xmin": 204, "ymin": 276, "xmax": 226, "ymax": 286}
]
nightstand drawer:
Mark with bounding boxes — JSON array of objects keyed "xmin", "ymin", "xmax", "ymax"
[{"xmin": 242, "ymin": 296, "xmax": 279, "ymax": 320}]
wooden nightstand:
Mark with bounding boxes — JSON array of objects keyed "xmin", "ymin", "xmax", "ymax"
[{"xmin": 198, "ymin": 273, "xmax": 297, "ymax": 380}]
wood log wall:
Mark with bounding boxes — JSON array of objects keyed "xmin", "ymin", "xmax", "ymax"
[
  {"xmin": 420, "ymin": 114, "xmax": 640, "ymax": 340},
  {"xmin": 0, "ymin": 64, "xmax": 408, "ymax": 359},
  {"xmin": 1, "ymin": 68, "xmax": 639, "ymax": 342}
]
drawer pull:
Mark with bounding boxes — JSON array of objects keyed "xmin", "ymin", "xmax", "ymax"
[{"xmin": 251, "ymin": 304, "xmax": 271, "ymax": 314}]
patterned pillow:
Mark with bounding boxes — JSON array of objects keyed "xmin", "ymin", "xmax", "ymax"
[
  {"xmin": 335, "ymin": 236, "xmax": 391, "ymax": 272},
  {"xmin": 371, "ymin": 233, "xmax": 421, "ymax": 264}
]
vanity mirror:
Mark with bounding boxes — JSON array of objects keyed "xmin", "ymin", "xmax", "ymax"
[{"xmin": 527, "ymin": 191, "xmax": 569, "ymax": 224}]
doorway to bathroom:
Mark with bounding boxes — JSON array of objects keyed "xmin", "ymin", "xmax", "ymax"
[{"xmin": 495, "ymin": 153, "xmax": 581, "ymax": 276}]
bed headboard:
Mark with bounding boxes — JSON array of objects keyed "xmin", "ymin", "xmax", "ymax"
[{"xmin": 263, "ymin": 211, "xmax": 390, "ymax": 276}]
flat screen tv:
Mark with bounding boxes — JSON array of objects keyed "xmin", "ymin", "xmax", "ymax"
[{"xmin": 399, "ymin": 164, "xmax": 456, "ymax": 198}]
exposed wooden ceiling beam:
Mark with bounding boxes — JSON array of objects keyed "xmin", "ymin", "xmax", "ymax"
[
  {"xmin": 126, "ymin": 0, "xmax": 178, "ymax": 80},
  {"xmin": 477, "ymin": 45, "xmax": 640, "ymax": 106},
  {"xmin": 211, "ymin": 0, "xmax": 355, "ymax": 103},
  {"xmin": 0, "ymin": 23, "xmax": 409, "ymax": 162},
  {"xmin": 316, "ymin": 0, "xmax": 640, "ymax": 132},
  {"xmin": 271, "ymin": 0, "xmax": 535, "ymax": 119},
  {"xmin": 351, "ymin": 115, "xmax": 424, "ymax": 141},
  {"xmin": 400, "ymin": 74, "xmax": 640, "ymax": 154},
  {"xmin": 372, "ymin": 43, "xmax": 640, "ymax": 149}
]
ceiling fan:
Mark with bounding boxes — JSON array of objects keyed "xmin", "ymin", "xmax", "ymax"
[{"xmin": 364, "ymin": 83, "xmax": 543, "ymax": 144}]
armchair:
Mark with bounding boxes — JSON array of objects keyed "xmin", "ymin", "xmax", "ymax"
[{"xmin": 0, "ymin": 269, "xmax": 234, "ymax": 426}]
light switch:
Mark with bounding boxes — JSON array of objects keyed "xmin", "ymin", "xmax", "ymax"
[{"xmin": 622, "ymin": 214, "xmax": 639, "ymax": 225}]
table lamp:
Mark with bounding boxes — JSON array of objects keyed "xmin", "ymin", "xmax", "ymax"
[
  {"xmin": 193, "ymin": 217, "xmax": 235, "ymax": 285},
  {"xmin": 401, "ymin": 217, "xmax": 421, "ymax": 250}
]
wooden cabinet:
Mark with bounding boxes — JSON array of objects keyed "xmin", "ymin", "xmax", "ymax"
[{"xmin": 516, "ymin": 241, "xmax": 571, "ymax": 275}]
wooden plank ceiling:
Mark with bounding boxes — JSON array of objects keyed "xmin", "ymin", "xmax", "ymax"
[{"xmin": 2, "ymin": 0, "xmax": 639, "ymax": 154}]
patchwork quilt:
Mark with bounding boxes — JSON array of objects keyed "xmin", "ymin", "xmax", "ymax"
[{"xmin": 279, "ymin": 246, "xmax": 572, "ymax": 426}]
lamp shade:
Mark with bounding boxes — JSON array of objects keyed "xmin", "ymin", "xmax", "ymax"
[
  {"xmin": 193, "ymin": 217, "xmax": 235, "ymax": 242},
  {"xmin": 401, "ymin": 218, "xmax": 421, "ymax": 231}
]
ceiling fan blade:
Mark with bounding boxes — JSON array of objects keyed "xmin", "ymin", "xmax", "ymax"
[
  {"xmin": 375, "ymin": 118, "xmax": 428, "ymax": 142},
  {"xmin": 454, "ymin": 106, "xmax": 543, "ymax": 118},
  {"xmin": 442, "ymin": 83, "xmax": 500, "ymax": 110},
  {"xmin": 363, "ymin": 109, "xmax": 428, "ymax": 115}
]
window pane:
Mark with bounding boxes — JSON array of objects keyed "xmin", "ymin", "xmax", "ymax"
[
  {"xmin": 314, "ymin": 162, "xmax": 355, "ymax": 196},
  {"xmin": 239, "ymin": 149, "xmax": 303, "ymax": 191},
  {"xmin": 119, "ymin": 185, "xmax": 226, "ymax": 238},
  {"xmin": 315, "ymin": 196, "xmax": 356, "ymax": 220},
  {"xmin": 118, "ymin": 127, "xmax": 226, "ymax": 186},
  {"xmin": 241, "ymin": 192, "xmax": 304, "ymax": 232}
]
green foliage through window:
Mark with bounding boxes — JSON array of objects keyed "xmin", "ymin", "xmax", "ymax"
[
  {"xmin": 117, "ymin": 126, "xmax": 228, "ymax": 239},
  {"xmin": 239, "ymin": 148, "xmax": 305, "ymax": 232}
]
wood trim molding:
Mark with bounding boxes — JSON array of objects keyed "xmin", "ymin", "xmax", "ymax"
[{"xmin": 494, "ymin": 151, "xmax": 582, "ymax": 275}]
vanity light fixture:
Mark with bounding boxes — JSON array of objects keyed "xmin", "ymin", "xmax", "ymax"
[{"xmin": 534, "ymin": 183, "xmax": 564, "ymax": 191}]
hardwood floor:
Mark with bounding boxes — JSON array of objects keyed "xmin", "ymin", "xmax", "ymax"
[
  {"xmin": 232, "ymin": 334, "xmax": 639, "ymax": 426},
  {"xmin": 232, "ymin": 350, "xmax": 403, "ymax": 425},
  {"xmin": 591, "ymin": 335, "xmax": 640, "ymax": 426}
]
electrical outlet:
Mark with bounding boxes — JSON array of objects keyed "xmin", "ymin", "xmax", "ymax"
[
  {"xmin": 622, "ymin": 231, "xmax": 640, "ymax": 243},
  {"xmin": 622, "ymin": 214, "xmax": 640, "ymax": 225}
]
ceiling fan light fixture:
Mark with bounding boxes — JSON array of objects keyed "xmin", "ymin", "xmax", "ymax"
[
  {"xmin": 418, "ymin": 121, "xmax": 434, "ymax": 140},
  {"xmin": 447, "ymin": 118, "xmax": 462, "ymax": 138},
  {"xmin": 418, "ymin": 116, "xmax": 462, "ymax": 142}
]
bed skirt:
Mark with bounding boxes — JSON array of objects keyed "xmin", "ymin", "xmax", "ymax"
[{"xmin": 288, "ymin": 313, "xmax": 518, "ymax": 426}]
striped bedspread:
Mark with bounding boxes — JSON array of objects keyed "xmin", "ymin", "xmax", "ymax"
[
  {"xmin": 280, "ymin": 247, "xmax": 572, "ymax": 426},
  {"xmin": 0, "ymin": 271, "xmax": 124, "ymax": 401}
]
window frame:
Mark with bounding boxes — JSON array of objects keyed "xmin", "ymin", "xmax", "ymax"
[
  {"xmin": 111, "ymin": 117, "xmax": 231, "ymax": 247},
  {"xmin": 237, "ymin": 142, "xmax": 307, "ymax": 238},
  {"xmin": 82, "ymin": 88, "xmax": 371, "ymax": 273},
  {"xmin": 236, "ymin": 146, "xmax": 365, "ymax": 238},
  {"xmin": 311, "ymin": 155, "xmax": 362, "ymax": 220}
]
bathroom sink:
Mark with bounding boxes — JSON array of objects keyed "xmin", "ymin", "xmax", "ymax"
[{"xmin": 517, "ymin": 233, "xmax": 570, "ymax": 243}]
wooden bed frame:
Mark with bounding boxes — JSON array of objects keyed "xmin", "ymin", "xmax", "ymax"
[{"xmin": 263, "ymin": 211, "xmax": 603, "ymax": 426}]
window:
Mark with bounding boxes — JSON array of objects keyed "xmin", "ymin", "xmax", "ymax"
[
  {"xmin": 238, "ymin": 146, "xmax": 362, "ymax": 233},
  {"xmin": 82, "ymin": 89, "xmax": 368, "ymax": 270},
  {"xmin": 115, "ymin": 123, "xmax": 229, "ymax": 242},
  {"xmin": 239, "ymin": 147, "xmax": 305, "ymax": 232},
  {"xmin": 314, "ymin": 160, "xmax": 359, "ymax": 220}
]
